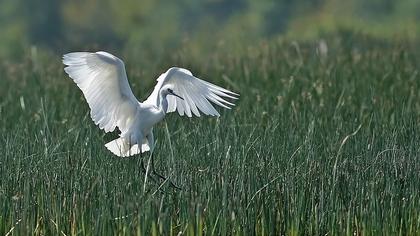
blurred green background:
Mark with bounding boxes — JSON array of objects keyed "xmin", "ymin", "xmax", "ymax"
[{"xmin": 1, "ymin": 0, "xmax": 419, "ymax": 61}]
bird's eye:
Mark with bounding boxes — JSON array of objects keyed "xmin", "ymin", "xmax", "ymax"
[{"xmin": 168, "ymin": 88, "xmax": 173, "ymax": 93}]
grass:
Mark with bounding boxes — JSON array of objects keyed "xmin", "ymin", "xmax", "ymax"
[{"xmin": 0, "ymin": 33, "xmax": 419, "ymax": 235}]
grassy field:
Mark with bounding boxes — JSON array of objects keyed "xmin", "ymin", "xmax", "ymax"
[{"xmin": 0, "ymin": 34, "xmax": 419, "ymax": 235}]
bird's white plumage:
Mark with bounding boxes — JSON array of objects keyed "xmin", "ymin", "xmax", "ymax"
[
  {"xmin": 144, "ymin": 67, "xmax": 238, "ymax": 117},
  {"xmin": 105, "ymin": 138, "xmax": 150, "ymax": 157},
  {"xmin": 63, "ymin": 52, "xmax": 139, "ymax": 134},
  {"xmin": 63, "ymin": 51, "xmax": 238, "ymax": 157}
]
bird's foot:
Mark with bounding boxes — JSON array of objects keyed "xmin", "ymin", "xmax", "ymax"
[
  {"xmin": 141, "ymin": 158, "xmax": 181, "ymax": 191},
  {"xmin": 152, "ymin": 169, "xmax": 182, "ymax": 190}
]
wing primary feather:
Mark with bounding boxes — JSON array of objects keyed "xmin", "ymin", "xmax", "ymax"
[
  {"xmin": 199, "ymin": 79, "xmax": 239, "ymax": 96},
  {"xmin": 208, "ymin": 88, "xmax": 239, "ymax": 100},
  {"xmin": 208, "ymin": 92, "xmax": 236, "ymax": 106},
  {"xmin": 207, "ymin": 94, "xmax": 232, "ymax": 109}
]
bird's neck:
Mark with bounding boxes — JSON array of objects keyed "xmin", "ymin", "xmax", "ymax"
[{"xmin": 158, "ymin": 91, "xmax": 168, "ymax": 114}]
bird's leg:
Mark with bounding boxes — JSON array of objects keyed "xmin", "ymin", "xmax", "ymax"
[
  {"xmin": 139, "ymin": 157, "xmax": 147, "ymax": 173},
  {"xmin": 145, "ymin": 133, "xmax": 181, "ymax": 190},
  {"xmin": 138, "ymin": 151, "xmax": 159, "ymax": 187}
]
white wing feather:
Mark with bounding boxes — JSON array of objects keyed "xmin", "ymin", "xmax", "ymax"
[
  {"xmin": 63, "ymin": 51, "xmax": 140, "ymax": 134},
  {"xmin": 144, "ymin": 67, "xmax": 238, "ymax": 117}
]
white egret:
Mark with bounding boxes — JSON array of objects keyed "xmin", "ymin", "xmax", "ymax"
[{"xmin": 62, "ymin": 51, "xmax": 238, "ymax": 186}]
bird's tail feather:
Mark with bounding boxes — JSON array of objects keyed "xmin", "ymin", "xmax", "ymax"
[{"xmin": 105, "ymin": 138, "xmax": 150, "ymax": 157}]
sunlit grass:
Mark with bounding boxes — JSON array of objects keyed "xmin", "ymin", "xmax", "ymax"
[{"xmin": 0, "ymin": 34, "xmax": 419, "ymax": 235}]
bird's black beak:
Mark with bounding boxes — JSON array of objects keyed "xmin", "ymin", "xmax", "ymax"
[{"xmin": 170, "ymin": 91, "xmax": 184, "ymax": 100}]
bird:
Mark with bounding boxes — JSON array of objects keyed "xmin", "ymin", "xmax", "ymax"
[{"xmin": 62, "ymin": 51, "xmax": 238, "ymax": 185}]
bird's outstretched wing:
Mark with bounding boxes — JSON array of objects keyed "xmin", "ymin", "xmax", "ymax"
[
  {"xmin": 144, "ymin": 67, "xmax": 238, "ymax": 117},
  {"xmin": 63, "ymin": 51, "xmax": 140, "ymax": 133}
]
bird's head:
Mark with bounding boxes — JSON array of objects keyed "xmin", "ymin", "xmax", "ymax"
[{"xmin": 161, "ymin": 85, "xmax": 184, "ymax": 100}]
